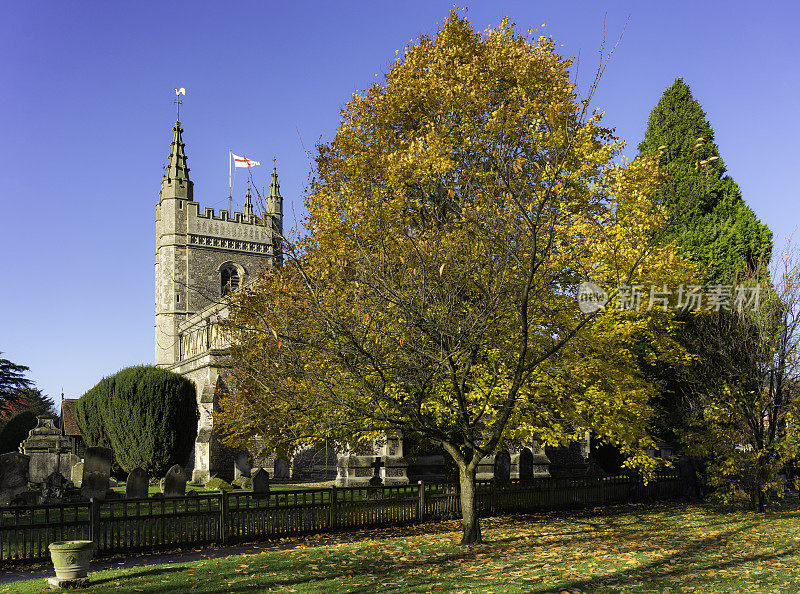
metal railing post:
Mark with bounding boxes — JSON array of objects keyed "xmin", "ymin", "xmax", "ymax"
[
  {"xmin": 220, "ymin": 491, "xmax": 229, "ymax": 544},
  {"xmin": 329, "ymin": 486, "xmax": 337, "ymax": 529},
  {"xmin": 417, "ymin": 481, "xmax": 425, "ymax": 521},
  {"xmin": 89, "ymin": 498, "xmax": 100, "ymax": 551}
]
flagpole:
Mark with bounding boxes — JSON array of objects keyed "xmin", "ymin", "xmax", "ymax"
[{"xmin": 229, "ymin": 150, "xmax": 233, "ymax": 214}]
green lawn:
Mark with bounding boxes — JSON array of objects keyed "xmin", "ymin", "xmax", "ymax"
[{"xmin": 4, "ymin": 501, "xmax": 800, "ymax": 593}]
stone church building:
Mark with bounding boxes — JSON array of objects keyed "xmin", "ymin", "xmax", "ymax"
[{"xmin": 154, "ymin": 115, "xmax": 570, "ymax": 485}]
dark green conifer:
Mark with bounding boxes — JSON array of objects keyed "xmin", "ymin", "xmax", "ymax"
[
  {"xmin": 76, "ymin": 366, "xmax": 198, "ymax": 476},
  {"xmin": 638, "ymin": 78, "xmax": 772, "ymax": 282}
]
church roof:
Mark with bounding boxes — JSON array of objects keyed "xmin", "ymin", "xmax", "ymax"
[{"xmin": 60, "ymin": 398, "xmax": 82, "ymax": 437}]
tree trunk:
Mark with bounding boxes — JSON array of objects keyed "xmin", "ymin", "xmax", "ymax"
[{"xmin": 458, "ymin": 464, "xmax": 482, "ymax": 544}]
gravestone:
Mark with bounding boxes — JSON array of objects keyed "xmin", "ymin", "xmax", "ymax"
[
  {"xmin": 251, "ymin": 468, "xmax": 269, "ymax": 494},
  {"xmin": 273, "ymin": 457, "xmax": 290, "ymax": 480},
  {"xmin": 41, "ymin": 471, "xmax": 69, "ymax": 503},
  {"xmin": 494, "ymin": 451, "xmax": 511, "ymax": 482},
  {"xmin": 71, "ymin": 461, "xmax": 84, "ymax": 487},
  {"xmin": 163, "ymin": 464, "xmax": 187, "ymax": 497},
  {"xmin": 126, "ymin": 468, "xmax": 149, "ymax": 499},
  {"xmin": 369, "ymin": 457, "xmax": 384, "ymax": 487},
  {"xmin": 0, "ymin": 451, "xmax": 30, "ymax": 504},
  {"xmin": 519, "ymin": 448, "xmax": 534, "ymax": 481},
  {"xmin": 81, "ymin": 447, "xmax": 112, "ymax": 500},
  {"xmin": 233, "ymin": 453, "xmax": 251, "ymax": 479}
]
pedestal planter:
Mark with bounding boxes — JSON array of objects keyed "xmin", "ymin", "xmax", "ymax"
[{"xmin": 48, "ymin": 540, "xmax": 94, "ymax": 588}]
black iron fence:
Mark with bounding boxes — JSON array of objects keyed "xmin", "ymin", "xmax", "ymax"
[{"xmin": 0, "ymin": 473, "xmax": 681, "ymax": 564}]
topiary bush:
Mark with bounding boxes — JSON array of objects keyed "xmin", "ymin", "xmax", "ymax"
[
  {"xmin": 0, "ymin": 410, "xmax": 37, "ymax": 454},
  {"xmin": 75, "ymin": 365, "xmax": 198, "ymax": 477}
]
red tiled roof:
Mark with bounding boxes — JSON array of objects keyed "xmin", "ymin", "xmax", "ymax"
[{"xmin": 61, "ymin": 399, "xmax": 82, "ymax": 437}]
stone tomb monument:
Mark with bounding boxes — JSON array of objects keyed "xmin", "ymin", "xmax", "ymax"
[
  {"xmin": 81, "ymin": 447, "xmax": 113, "ymax": 500},
  {"xmin": 0, "ymin": 451, "xmax": 30, "ymax": 504},
  {"xmin": 251, "ymin": 468, "xmax": 269, "ymax": 494},
  {"xmin": 19, "ymin": 416, "xmax": 76, "ymax": 484},
  {"xmin": 126, "ymin": 468, "xmax": 149, "ymax": 499},
  {"xmin": 163, "ymin": 465, "xmax": 187, "ymax": 496}
]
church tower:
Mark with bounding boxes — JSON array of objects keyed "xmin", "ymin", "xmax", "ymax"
[
  {"xmin": 155, "ymin": 116, "xmax": 283, "ymax": 368},
  {"xmin": 155, "ymin": 119, "xmax": 193, "ymax": 366}
]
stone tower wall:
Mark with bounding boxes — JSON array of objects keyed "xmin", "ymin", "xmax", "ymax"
[
  {"xmin": 155, "ymin": 178, "xmax": 192, "ymax": 366},
  {"xmin": 156, "ymin": 194, "xmax": 276, "ymax": 367},
  {"xmin": 184, "ymin": 203, "xmax": 275, "ymax": 313}
]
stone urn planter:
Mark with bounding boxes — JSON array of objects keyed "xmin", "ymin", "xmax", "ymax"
[{"xmin": 48, "ymin": 540, "xmax": 94, "ymax": 587}]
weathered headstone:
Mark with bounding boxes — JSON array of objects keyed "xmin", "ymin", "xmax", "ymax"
[
  {"xmin": 81, "ymin": 447, "xmax": 112, "ymax": 500},
  {"xmin": 71, "ymin": 461, "xmax": 84, "ymax": 487},
  {"xmin": 251, "ymin": 468, "xmax": 269, "ymax": 494},
  {"xmin": 41, "ymin": 471, "xmax": 69, "ymax": 503},
  {"xmin": 0, "ymin": 451, "xmax": 30, "ymax": 504},
  {"xmin": 518, "ymin": 448, "xmax": 534, "ymax": 481},
  {"xmin": 494, "ymin": 451, "xmax": 511, "ymax": 482},
  {"xmin": 126, "ymin": 467, "xmax": 149, "ymax": 499},
  {"xmin": 163, "ymin": 464, "xmax": 187, "ymax": 497},
  {"xmin": 273, "ymin": 457, "xmax": 290, "ymax": 480},
  {"xmin": 233, "ymin": 453, "xmax": 251, "ymax": 479}
]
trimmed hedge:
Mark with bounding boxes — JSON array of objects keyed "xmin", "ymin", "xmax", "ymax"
[
  {"xmin": 75, "ymin": 366, "xmax": 198, "ymax": 476},
  {"xmin": 0, "ymin": 410, "xmax": 37, "ymax": 454}
]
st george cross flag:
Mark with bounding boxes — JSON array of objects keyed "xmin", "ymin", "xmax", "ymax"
[{"xmin": 232, "ymin": 153, "xmax": 260, "ymax": 168}]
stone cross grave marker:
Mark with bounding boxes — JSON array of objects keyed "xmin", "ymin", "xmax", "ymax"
[
  {"xmin": 163, "ymin": 464, "xmax": 187, "ymax": 496},
  {"xmin": 81, "ymin": 447, "xmax": 113, "ymax": 500},
  {"xmin": 0, "ymin": 452, "xmax": 30, "ymax": 504},
  {"xmin": 251, "ymin": 468, "xmax": 270, "ymax": 494},
  {"xmin": 126, "ymin": 468, "xmax": 149, "ymax": 499},
  {"xmin": 369, "ymin": 456, "xmax": 384, "ymax": 487}
]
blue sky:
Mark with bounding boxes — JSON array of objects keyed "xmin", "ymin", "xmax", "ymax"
[{"xmin": 1, "ymin": 1, "xmax": 798, "ymax": 407}]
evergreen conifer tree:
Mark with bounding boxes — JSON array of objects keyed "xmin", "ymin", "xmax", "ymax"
[
  {"xmin": 638, "ymin": 78, "xmax": 772, "ymax": 283},
  {"xmin": 76, "ymin": 366, "xmax": 198, "ymax": 476},
  {"xmin": 637, "ymin": 79, "xmax": 773, "ymax": 449}
]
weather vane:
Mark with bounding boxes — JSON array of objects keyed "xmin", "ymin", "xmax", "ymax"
[{"xmin": 174, "ymin": 87, "xmax": 186, "ymax": 120}]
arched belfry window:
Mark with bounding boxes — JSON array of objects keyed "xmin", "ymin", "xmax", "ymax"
[{"xmin": 220, "ymin": 264, "xmax": 241, "ymax": 296}]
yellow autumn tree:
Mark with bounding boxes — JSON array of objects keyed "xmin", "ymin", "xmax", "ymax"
[{"xmin": 217, "ymin": 11, "xmax": 693, "ymax": 544}]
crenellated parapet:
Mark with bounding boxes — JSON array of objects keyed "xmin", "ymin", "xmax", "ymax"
[
  {"xmin": 182, "ymin": 201, "xmax": 275, "ymax": 256},
  {"xmin": 188, "ymin": 202, "xmax": 262, "ymax": 225}
]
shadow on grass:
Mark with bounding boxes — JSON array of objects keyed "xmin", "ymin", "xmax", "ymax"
[
  {"xmin": 551, "ymin": 523, "xmax": 794, "ymax": 592},
  {"xmin": 89, "ymin": 566, "xmax": 187, "ymax": 587}
]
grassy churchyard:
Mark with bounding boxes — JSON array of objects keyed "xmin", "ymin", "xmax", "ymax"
[{"xmin": 4, "ymin": 501, "xmax": 800, "ymax": 592}]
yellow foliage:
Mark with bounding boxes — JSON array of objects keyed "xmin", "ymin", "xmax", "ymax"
[{"xmin": 217, "ymin": 11, "xmax": 693, "ymax": 480}]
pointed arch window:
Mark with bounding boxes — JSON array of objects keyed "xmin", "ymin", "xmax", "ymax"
[{"xmin": 220, "ymin": 264, "xmax": 240, "ymax": 296}]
